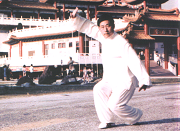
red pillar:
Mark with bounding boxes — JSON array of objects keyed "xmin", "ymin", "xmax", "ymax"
[
  {"xmin": 87, "ymin": 5, "xmax": 89, "ymax": 20},
  {"xmin": 55, "ymin": 12, "xmax": 57, "ymax": 19},
  {"xmin": 177, "ymin": 37, "xmax": 180, "ymax": 76},
  {"xmin": 19, "ymin": 41, "xmax": 23, "ymax": 79},
  {"xmin": 144, "ymin": 22, "xmax": 149, "ymax": 74},
  {"xmin": 11, "ymin": 10, "xmax": 13, "ymax": 17},
  {"xmin": 79, "ymin": 33, "xmax": 84, "ymax": 53},
  {"xmin": 42, "ymin": 40, "xmax": 45, "ymax": 56},
  {"xmin": 95, "ymin": 5, "xmax": 97, "ymax": 20},
  {"xmin": 63, "ymin": 3, "xmax": 65, "ymax": 20},
  {"xmin": 54, "ymin": 1, "xmax": 57, "ymax": 19},
  {"xmin": 9, "ymin": 45, "xmax": 12, "ymax": 58},
  {"xmin": 145, "ymin": 44, "xmax": 150, "ymax": 75},
  {"xmin": 38, "ymin": 10, "xmax": 40, "ymax": 19},
  {"xmin": 19, "ymin": 41, "xmax": 22, "ymax": 58},
  {"xmin": 164, "ymin": 42, "xmax": 168, "ymax": 69},
  {"xmin": 54, "ymin": 1, "xmax": 57, "ymax": 8},
  {"xmin": 144, "ymin": 24, "xmax": 148, "ymax": 35},
  {"xmin": 143, "ymin": 0, "xmax": 146, "ymax": 11}
]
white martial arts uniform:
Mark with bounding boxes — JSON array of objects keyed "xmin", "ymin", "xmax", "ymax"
[{"xmin": 71, "ymin": 15, "xmax": 151, "ymax": 124}]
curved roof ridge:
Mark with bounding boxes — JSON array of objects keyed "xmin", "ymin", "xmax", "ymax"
[
  {"xmin": 127, "ymin": 30, "xmax": 155, "ymax": 40},
  {"xmin": 147, "ymin": 8, "xmax": 178, "ymax": 14},
  {"xmin": 0, "ymin": 1, "xmax": 58, "ymax": 10}
]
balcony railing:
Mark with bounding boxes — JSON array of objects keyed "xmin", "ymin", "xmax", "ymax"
[
  {"xmin": 7, "ymin": 20, "xmax": 73, "ymax": 39},
  {"xmin": 2, "ymin": 15, "xmax": 126, "ymax": 39},
  {"xmin": 0, "ymin": 53, "xmax": 102, "ymax": 69},
  {"xmin": 0, "ymin": 15, "xmax": 68, "ymax": 27}
]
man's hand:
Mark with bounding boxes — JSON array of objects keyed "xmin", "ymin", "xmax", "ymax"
[
  {"xmin": 138, "ymin": 85, "xmax": 148, "ymax": 92},
  {"xmin": 70, "ymin": 7, "xmax": 78, "ymax": 18}
]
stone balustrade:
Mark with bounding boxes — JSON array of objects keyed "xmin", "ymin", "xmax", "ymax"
[
  {"xmin": 3, "ymin": 15, "xmax": 127, "ymax": 39},
  {"xmin": 1, "ymin": 53, "xmax": 102, "ymax": 69}
]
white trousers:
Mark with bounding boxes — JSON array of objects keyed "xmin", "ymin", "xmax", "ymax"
[{"xmin": 93, "ymin": 80, "xmax": 142, "ymax": 124}]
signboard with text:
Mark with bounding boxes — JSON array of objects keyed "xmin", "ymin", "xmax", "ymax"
[{"xmin": 149, "ymin": 27, "xmax": 179, "ymax": 37}]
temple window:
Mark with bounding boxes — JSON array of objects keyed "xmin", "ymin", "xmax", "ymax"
[
  {"xmin": 45, "ymin": 44, "xmax": 49, "ymax": 55},
  {"xmin": 76, "ymin": 41, "xmax": 79, "ymax": 53},
  {"xmin": 51, "ymin": 43, "xmax": 55, "ymax": 49},
  {"xmin": 58, "ymin": 43, "xmax": 61, "ymax": 48},
  {"xmin": 69, "ymin": 42, "xmax": 72, "ymax": 47},
  {"xmin": 62, "ymin": 43, "xmax": 66, "ymax": 48},
  {"xmin": 83, "ymin": 41, "xmax": 89, "ymax": 53},
  {"xmin": 58, "ymin": 43, "xmax": 66, "ymax": 48},
  {"xmin": 28, "ymin": 51, "xmax": 35, "ymax": 56}
]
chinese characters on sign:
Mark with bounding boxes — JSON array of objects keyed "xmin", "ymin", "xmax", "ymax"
[{"xmin": 149, "ymin": 27, "xmax": 178, "ymax": 37}]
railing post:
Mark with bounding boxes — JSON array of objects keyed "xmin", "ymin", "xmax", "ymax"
[
  {"xmin": 57, "ymin": 17, "xmax": 59, "ymax": 22},
  {"xmin": 20, "ymin": 16, "xmax": 23, "ymax": 23},
  {"xmin": 177, "ymin": 37, "xmax": 180, "ymax": 76},
  {"xmin": 19, "ymin": 41, "xmax": 22, "ymax": 58},
  {"xmin": 11, "ymin": 15, "xmax": 13, "ymax": 22},
  {"xmin": 1, "ymin": 15, "xmax": 3, "ymax": 22},
  {"xmin": 79, "ymin": 53, "xmax": 80, "ymax": 76}
]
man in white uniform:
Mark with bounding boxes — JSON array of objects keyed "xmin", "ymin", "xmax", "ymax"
[{"xmin": 71, "ymin": 7, "xmax": 151, "ymax": 129}]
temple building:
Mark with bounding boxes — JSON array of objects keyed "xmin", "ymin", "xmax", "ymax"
[{"xmin": 0, "ymin": 0, "xmax": 180, "ymax": 78}]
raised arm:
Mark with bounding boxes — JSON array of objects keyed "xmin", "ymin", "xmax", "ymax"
[
  {"xmin": 70, "ymin": 7, "xmax": 78, "ymax": 18},
  {"xmin": 70, "ymin": 8, "xmax": 103, "ymax": 41}
]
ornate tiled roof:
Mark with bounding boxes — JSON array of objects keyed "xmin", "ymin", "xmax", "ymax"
[
  {"xmin": 127, "ymin": 30, "xmax": 155, "ymax": 40},
  {"xmin": 0, "ymin": 1, "xmax": 57, "ymax": 11},
  {"xmin": 145, "ymin": 13, "xmax": 180, "ymax": 21},
  {"xmin": 97, "ymin": 4, "xmax": 136, "ymax": 14},
  {"xmin": 56, "ymin": 0, "xmax": 105, "ymax": 2},
  {"xmin": 141, "ymin": 8, "xmax": 180, "ymax": 22},
  {"xmin": 147, "ymin": 8, "xmax": 178, "ymax": 13},
  {"xmin": 123, "ymin": 13, "xmax": 142, "ymax": 22},
  {"xmin": 39, "ymin": 0, "xmax": 48, "ymax": 3},
  {"xmin": 4, "ymin": 30, "xmax": 78, "ymax": 45},
  {"xmin": 121, "ymin": 0, "xmax": 144, "ymax": 5},
  {"xmin": 146, "ymin": 0, "xmax": 169, "ymax": 4},
  {"xmin": 123, "ymin": 0, "xmax": 168, "ymax": 5},
  {"xmin": 51, "ymin": 0, "xmax": 106, "ymax": 5}
]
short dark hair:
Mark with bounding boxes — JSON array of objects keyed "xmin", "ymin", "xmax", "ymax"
[{"xmin": 97, "ymin": 14, "xmax": 114, "ymax": 27}]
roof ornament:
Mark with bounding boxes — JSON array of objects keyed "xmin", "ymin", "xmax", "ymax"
[
  {"xmin": 123, "ymin": 11, "xmax": 141, "ymax": 23},
  {"xmin": 176, "ymin": 8, "xmax": 179, "ymax": 15}
]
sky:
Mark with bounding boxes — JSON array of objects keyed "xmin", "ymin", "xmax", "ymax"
[{"xmin": 161, "ymin": 0, "xmax": 180, "ymax": 10}]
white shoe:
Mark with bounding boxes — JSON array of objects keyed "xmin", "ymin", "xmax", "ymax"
[
  {"xmin": 98, "ymin": 123, "xmax": 115, "ymax": 129},
  {"xmin": 126, "ymin": 109, "xmax": 143, "ymax": 125}
]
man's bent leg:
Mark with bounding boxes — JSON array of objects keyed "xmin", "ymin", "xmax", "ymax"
[
  {"xmin": 107, "ymin": 84, "xmax": 143, "ymax": 125},
  {"xmin": 93, "ymin": 80, "xmax": 114, "ymax": 123}
]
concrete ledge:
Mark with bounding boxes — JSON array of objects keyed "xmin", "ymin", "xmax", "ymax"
[
  {"xmin": 150, "ymin": 76, "xmax": 180, "ymax": 85},
  {"xmin": 0, "ymin": 83, "xmax": 95, "ymax": 95},
  {"xmin": 0, "ymin": 77, "xmax": 180, "ymax": 95}
]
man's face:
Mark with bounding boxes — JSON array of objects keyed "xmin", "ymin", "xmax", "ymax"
[{"xmin": 99, "ymin": 20, "xmax": 114, "ymax": 38}]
